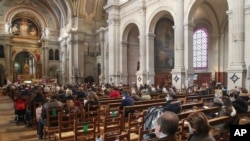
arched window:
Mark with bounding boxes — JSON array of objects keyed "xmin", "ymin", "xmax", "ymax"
[
  {"xmin": 193, "ymin": 28, "xmax": 208, "ymax": 69},
  {"xmin": 55, "ymin": 49, "xmax": 59, "ymax": 60},
  {"xmin": 0, "ymin": 45, "xmax": 4, "ymax": 58},
  {"xmin": 49, "ymin": 49, "xmax": 54, "ymax": 60}
]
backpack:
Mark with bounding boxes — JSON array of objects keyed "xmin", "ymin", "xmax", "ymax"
[{"xmin": 144, "ymin": 105, "xmax": 165, "ymax": 130}]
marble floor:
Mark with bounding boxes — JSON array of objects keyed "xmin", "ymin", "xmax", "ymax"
[{"xmin": 0, "ymin": 96, "xmax": 38, "ymax": 141}]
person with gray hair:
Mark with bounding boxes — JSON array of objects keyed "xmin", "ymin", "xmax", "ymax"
[{"xmin": 150, "ymin": 111, "xmax": 180, "ymax": 141}]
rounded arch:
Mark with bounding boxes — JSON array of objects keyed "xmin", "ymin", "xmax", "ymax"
[
  {"xmin": 5, "ymin": 5, "xmax": 58, "ymax": 29},
  {"xmin": 122, "ymin": 22, "xmax": 140, "ymax": 41},
  {"xmin": 184, "ymin": 0, "xmax": 205, "ymax": 24},
  {"xmin": 12, "ymin": 50, "xmax": 37, "ymax": 62},
  {"xmin": 193, "ymin": 19, "xmax": 213, "ymax": 35},
  {"xmin": 148, "ymin": 7, "xmax": 175, "ymax": 34}
]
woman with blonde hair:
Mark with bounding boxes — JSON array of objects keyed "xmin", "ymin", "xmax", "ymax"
[
  {"xmin": 185, "ymin": 112, "xmax": 215, "ymax": 141},
  {"xmin": 84, "ymin": 91, "xmax": 99, "ymax": 111}
]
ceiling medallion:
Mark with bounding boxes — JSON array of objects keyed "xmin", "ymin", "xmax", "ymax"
[
  {"xmin": 230, "ymin": 73, "xmax": 239, "ymax": 83},
  {"xmin": 174, "ymin": 75, "xmax": 179, "ymax": 82}
]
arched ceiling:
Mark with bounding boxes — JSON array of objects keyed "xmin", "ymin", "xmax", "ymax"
[{"xmin": 1, "ymin": 0, "xmax": 108, "ymax": 28}]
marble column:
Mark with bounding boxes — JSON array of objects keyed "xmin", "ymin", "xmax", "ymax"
[
  {"xmin": 97, "ymin": 28, "xmax": 106, "ymax": 84},
  {"xmin": 67, "ymin": 36, "xmax": 72, "ymax": 84},
  {"xmin": 63, "ymin": 40, "xmax": 67, "ymax": 84},
  {"xmin": 136, "ymin": 1, "xmax": 147, "ymax": 87},
  {"xmin": 5, "ymin": 42, "xmax": 12, "ymax": 80},
  {"xmin": 105, "ymin": 2, "xmax": 120, "ymax": 85},
  {"xmin": 184, "ymin": 22, "xmax": 194, "ymax": 87},
  {"xmin": 146, "ymin": 33, "xmax": 155, "ymax": 85},
  {"xmin": 121, "ymin": 40, "xmax": 128, "ymax": 84},
  {"xmin": 172, "ymin": 0, "xmax": 185, "ymax": 90},
  {"xmin": 42, "ymin": 40, "xmax": 49, "ymax": 77},
  {"xmin": 227, "ymin": 1, "xmax": 246, "ymax": 89}
]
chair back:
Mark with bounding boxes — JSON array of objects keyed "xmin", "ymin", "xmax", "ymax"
[{"xmin": 74, "ymin": 118, "xmax": 96, "ymax": 141}]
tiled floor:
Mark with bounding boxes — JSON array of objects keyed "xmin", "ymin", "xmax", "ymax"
[{"xmin": 0, "ymin": 96, "xmax": 38, "ymax": 141}]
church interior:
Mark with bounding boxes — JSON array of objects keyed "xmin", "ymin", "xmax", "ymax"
[{"xmin": 0, "ymin": 0, "xmax": 250, "ymax": 141}]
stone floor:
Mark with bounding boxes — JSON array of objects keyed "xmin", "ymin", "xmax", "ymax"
[{"xmin": 0, "ymin": 96, "xmax": 38, "ymax": 141}]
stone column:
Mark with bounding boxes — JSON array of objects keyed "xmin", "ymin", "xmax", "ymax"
[
  {"xmin": 41, "ymin": 40, "xmax": 49, "ymax": 77},
  {"xmin": 66, "ymin": 36, "xmax": 73, "ymax": 84},
  {"xmin": 63, "ymin": 39, "xmax": 67, "ymax": 84},
  {"xmin": 172, "ymin": 0, "xmax": 185, "ymax": 90},
  {"xmin": 97, "ymin": 28, "xmax": 106, "ymax": 84},
  {"xmin": 136, "ymin": 1, "xmax": 147, "ymax": 87},
  {"xmin": 5, "ymin": 40, "xmax": 12, "ymax": 80},
  {"xmin": 184, "ymin": 22, "xmax": 194, "ymax": 88},
  {"xmin": 227, "ymin": 1, "xmax": 246, "ymax": 89},
  {"xmin": 104, "ymin": 2, "xmax": 120, "ymax": 85},
  {"xmin": 146, "ymin": 33, "xmax": 155, "ymax": 85},
  {"xmin": 121, "ymin": 41, "xmax": 128, "ymax": 84}
]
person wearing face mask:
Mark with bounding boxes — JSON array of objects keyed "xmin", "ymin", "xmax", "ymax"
[
  {"xmin": 164, "ymin": 92, "xmax": 182, "ymax": 114},
  {"xmin": 230, "ymin": 92, "xmax": 248, "ymax": 114},
  {"xmin": 119, "ymin": 90, "xmax": 134, "ymax": 117},
  {"xmin": 212, "ymin": 88, "xmax": 223, "ymax": 107},
  {"xmin": 185, "ymin": 112, "xmax": 215, "ymax": 141},
  {"xmin": 148, "ymin": 111, "xmax": 179, "ymax": 141}
]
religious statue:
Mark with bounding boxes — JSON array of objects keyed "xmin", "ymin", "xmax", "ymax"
[{"xmin": 23, "ymin": 60, "xmax": 29, "ymax": 74}]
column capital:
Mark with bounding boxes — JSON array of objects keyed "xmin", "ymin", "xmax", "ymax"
[
  {"xmin": 184, "ymin": 22, "xmax": 194, "ymax": 27},
  {"xmin": 226, "ymin": 10, "xmax": 233, "ymax": 18},
  {"xmin": 245, "ymin": 5, "xmax": 250, "ymax": 15},
  {"xmin": 146, "ymin": 33, "xmax": 155, "ymax": 39}
]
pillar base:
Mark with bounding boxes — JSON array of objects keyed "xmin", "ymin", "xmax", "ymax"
[
  {"xmin": 227, "ymin": 67, "xmax": 246, "ymax": 90},
  {"xmin": 171, "ymin": 68, "xmax": 185, "ymax": 91}
]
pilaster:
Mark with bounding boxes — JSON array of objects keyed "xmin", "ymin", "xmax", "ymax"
[
  {"xmin": 227, "ymin": 1, "xmax": 246, "ymax": 89},
  {"xmin": 136, "ymin": 1, "xmax": 147, "ymax": 87},
  {"xmin": 172, "ymin": 0, "xmax": 185, "ymax": 90},
  {"xmin": 184, "ymin": 22, "xmax": 194, "ymax": 87}
]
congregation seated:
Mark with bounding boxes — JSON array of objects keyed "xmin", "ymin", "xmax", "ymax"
[{"xmin": 7, "ymin": 82, "xmax": 250, "ymax": 141}]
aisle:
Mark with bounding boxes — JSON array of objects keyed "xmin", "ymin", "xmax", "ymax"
[{"xmin": 0, "ymin": 96, "xmax": 37, "ymax": 141}]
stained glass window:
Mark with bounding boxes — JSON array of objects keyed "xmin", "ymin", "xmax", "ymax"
[{"xmin": 193, "ymin": 28, "xmax": 208, "ymax": 69}]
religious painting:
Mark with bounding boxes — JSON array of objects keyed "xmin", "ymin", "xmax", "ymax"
[
  {"xmin": 154, "ymin": 18, "xmax": 174, "ymax": 71},
  {"xmin": 11, "ymin": 18, "xmax": 38, "ymax": 38}
]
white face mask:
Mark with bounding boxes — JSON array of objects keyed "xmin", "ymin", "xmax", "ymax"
[
  {"xmin": 230, "ymin": 97, "xmax": 235, "ymax": 101},
  {"xmin": 165, "ymin": 96, "xmax": 169, "ymax": 101}
]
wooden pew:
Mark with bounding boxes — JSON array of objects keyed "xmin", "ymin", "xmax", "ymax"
[{"xmin": 177, "ymin": 106, "xmax": 220, "ymax": 121}]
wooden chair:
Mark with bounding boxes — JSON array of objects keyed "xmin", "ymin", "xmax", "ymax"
[
  {"xmin": 54, "ymin": 112, "xmax": 75, "ymax": 141},
  {"xmin": 74, "ymin": 118, "xmax": 96, "ymax": 141},
  {"xmin": 138, "ymin": 127, "xmax": 155, "ymax": 141},
  {"xmin": 44, "ymin": 106, "xmax": 63, "ymax": 141},
  {"xmin": 85, "ymin": 104, "xmax": 100, "ymax": 133},
  {"xmin": 126, "ymin": 112, "xmax": 145, "ymax": 141},
  {"xmin": 101, "ymin": 114, "xmax": 124, "ymax": 141}
]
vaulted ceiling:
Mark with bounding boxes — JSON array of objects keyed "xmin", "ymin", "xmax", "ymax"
[{"xmin": 1, "ymin": 0, "xmax": 108, "ymax": 28}]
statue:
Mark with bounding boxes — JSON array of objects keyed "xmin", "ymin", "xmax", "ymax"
[{"xmin": 23, "ymin": 60, "xmax": 29, "ymax": 74}]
